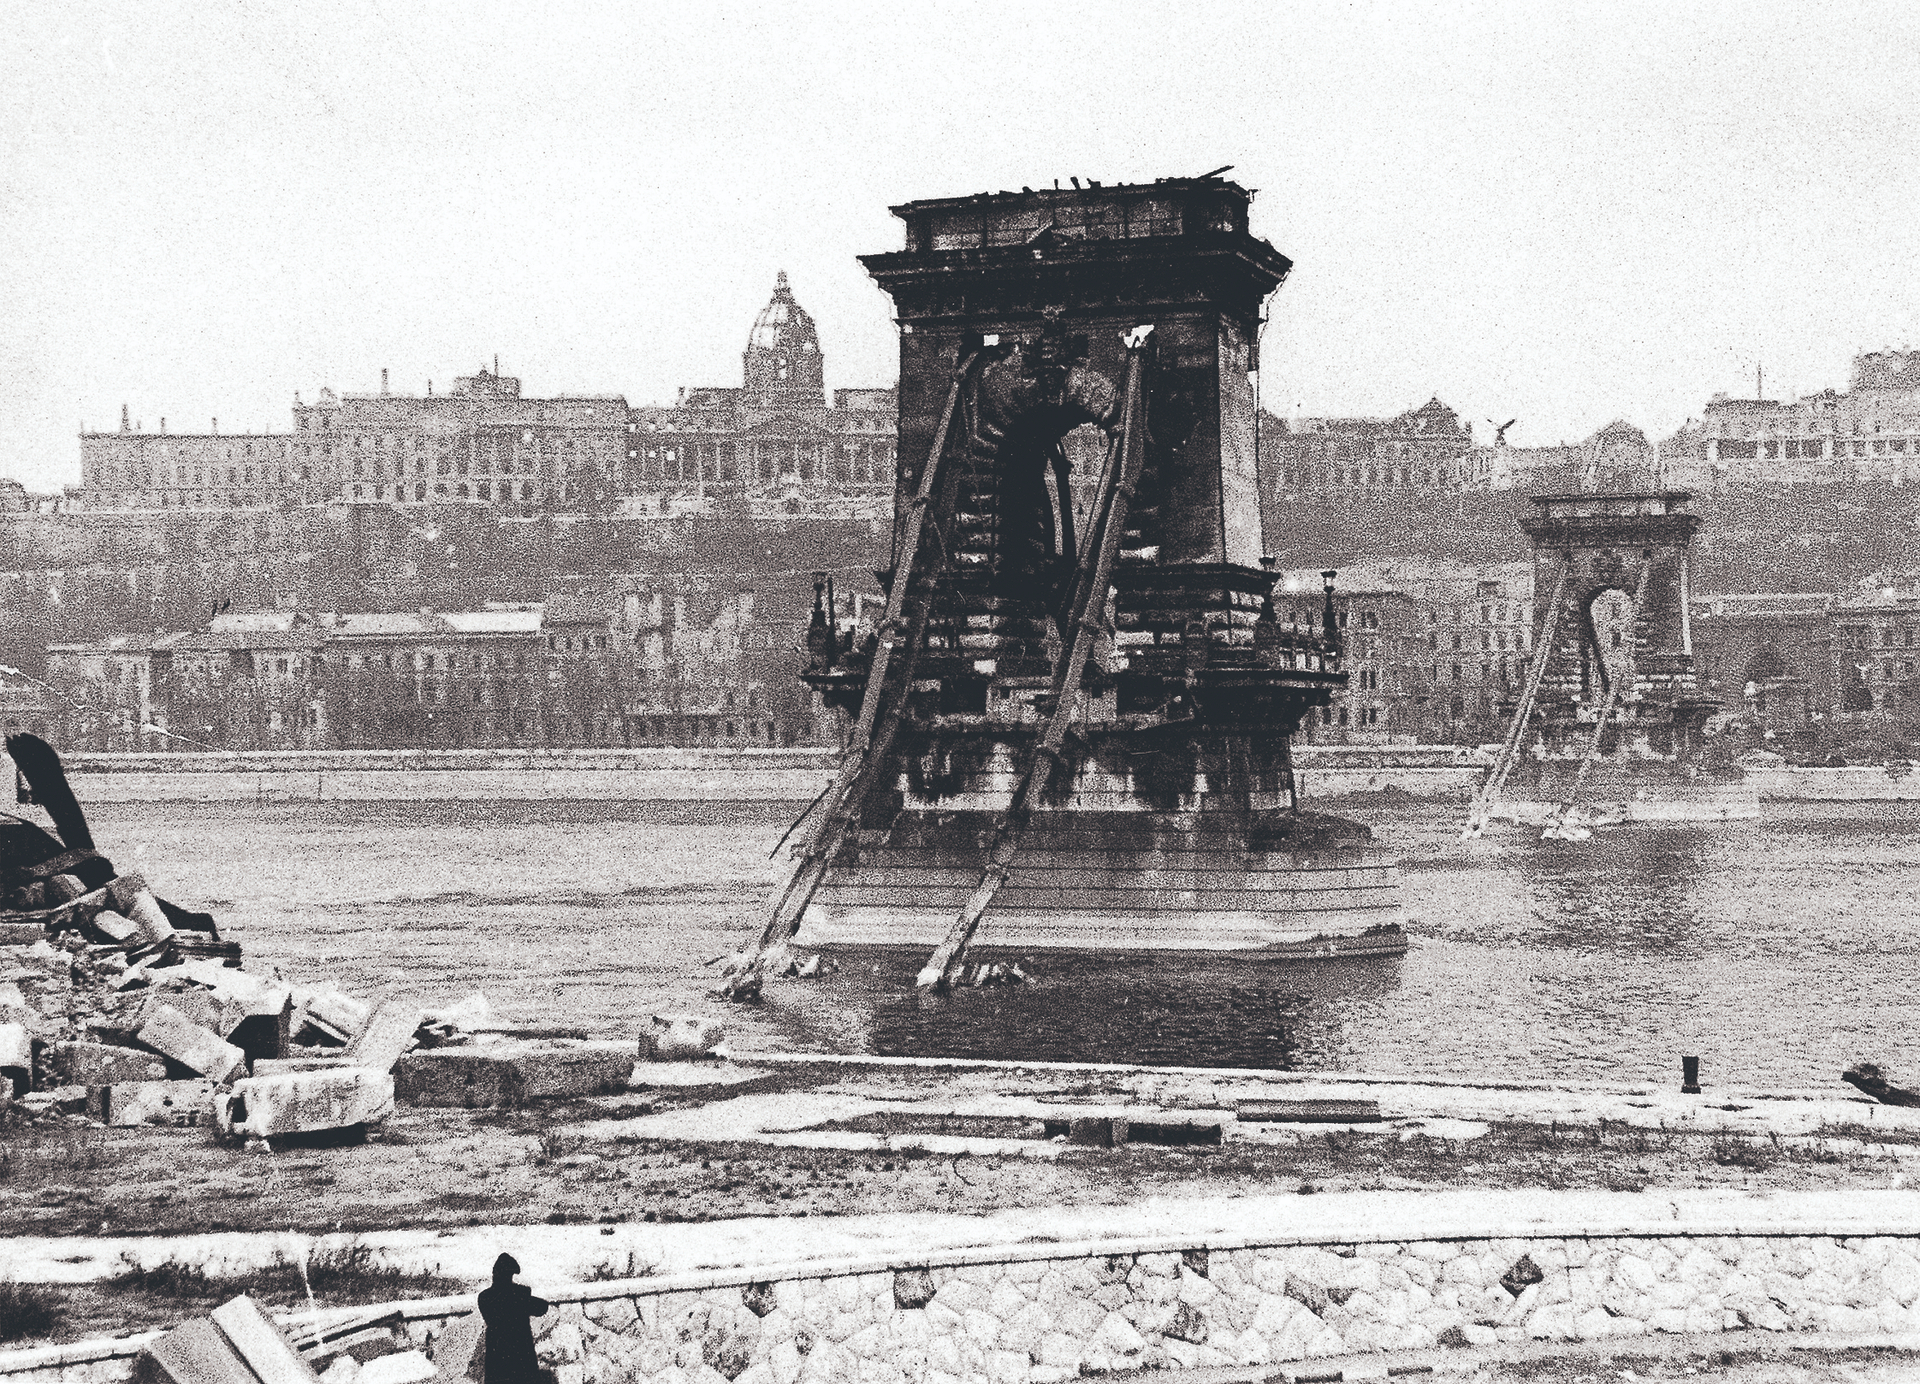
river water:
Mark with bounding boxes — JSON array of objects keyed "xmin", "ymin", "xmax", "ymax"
[{"xmin": 84, "ymin": 795, "xmax": 1920, "ymax": 1090}]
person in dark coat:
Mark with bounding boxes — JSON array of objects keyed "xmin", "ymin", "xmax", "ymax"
[{"xmin": 478, "ymin": 1252, "xmax": 549, "ymax": 1383}]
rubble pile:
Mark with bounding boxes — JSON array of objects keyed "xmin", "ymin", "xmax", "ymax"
[{"xmin": 0, "ymin": 735, "xmax": 730, "ymax": 1142}]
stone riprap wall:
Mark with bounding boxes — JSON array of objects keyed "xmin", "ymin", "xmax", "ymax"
[{"xmin": 11, "ymin": 1227, "xmax": 1920, "ymax": 1383}]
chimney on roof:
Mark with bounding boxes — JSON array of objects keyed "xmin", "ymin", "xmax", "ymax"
[
  {"xmin": 160, "ymin": 418, "xmax": 166, "ymax": 433},
  {"xmin": 381, "ymin": 368, "xmax": 389, "ymax": 396},
  {"xmin": 120, "ymin": 404, "xmax": 130, "ymax": 433},
  {"xmin": 212, "ymin": 418, "xmax": 218, "ymax": 434}
]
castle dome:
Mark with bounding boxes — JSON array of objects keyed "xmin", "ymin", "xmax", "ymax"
[{"xmin": 743, "ymin": 271, "xmax": 825, "ymax": 408}]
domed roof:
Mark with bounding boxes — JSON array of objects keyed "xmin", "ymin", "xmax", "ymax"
[
  {"xmin": 1587, "ymin": 418, "xmax": 1649, "ymax": 447},
  {"xmin": 742, "ymin": 271, "xmax": 825, "ymax": 408},
  {"xmin": 747, "ymin": 271, "xmax": 820, "ymax": 356}
]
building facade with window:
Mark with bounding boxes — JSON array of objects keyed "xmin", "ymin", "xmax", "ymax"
[
  {"xmin": 1275, "ymin": 569, "xmax": 1434, "ymax": 742},
  {"xmin": 1265, "ymin": 398, "xmax": 1477, "ymax": 494}
]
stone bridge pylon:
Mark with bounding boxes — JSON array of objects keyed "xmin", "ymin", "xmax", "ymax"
[{"xmin": 1515, "ymin": 491, "xmax": 1718, "ymax": 760}]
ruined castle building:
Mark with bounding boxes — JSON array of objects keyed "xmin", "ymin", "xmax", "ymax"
[
  {"xmin": 1265, "ymin": 396, "xmax": 1477, "ymax": 492},
  {"xmin": 75, "ymin": 275, "xmax": 895, "ymax": 518},
  {"xmin": 627, "ymin": 273, "xmax": 897, "ymax": 520},
  {"xmin": 1662, "ymin": 350, "xmax": 1920, "ymax": 489}
]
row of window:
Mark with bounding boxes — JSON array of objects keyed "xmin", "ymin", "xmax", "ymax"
[
  {"xmin": 346, "ymin": 482, "xmax": 540, "ymax": 502},
  {"xmin": 1278, "ymin": 467, "xmax": 1459, "ymax": 488}
]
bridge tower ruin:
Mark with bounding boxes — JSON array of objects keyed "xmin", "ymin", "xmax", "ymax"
[
  {"xmin": 772, "ymin": 178, "xmax": 1407, "ymax": 966},
  {"xmin": 1517, "ymin": 490, "xmax": 1718, "ymax": 761}
]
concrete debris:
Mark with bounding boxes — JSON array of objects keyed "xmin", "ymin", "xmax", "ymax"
[
  {"xmin": 215, "ymin": 1067, "xmax": 396, "ymax": 1139},
  {"xmin": 643, "ymin": 1013, "xmax": 725, "ymax": 1060}
]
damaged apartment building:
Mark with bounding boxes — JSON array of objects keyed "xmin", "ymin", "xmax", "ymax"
[{"xmin": 43, "ymin": 579, "xmax": 806, "ymax": 753}]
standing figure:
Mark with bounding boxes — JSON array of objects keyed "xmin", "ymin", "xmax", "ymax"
[{"xmin": 479, "ymin": 1253, "xmax": 549, "ymax": 1384}]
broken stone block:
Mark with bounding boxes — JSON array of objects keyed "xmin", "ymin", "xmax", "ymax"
[
  {"xmin": 226, "ymin": 994, "xmax": 293, "ymax": 1072},
  {"xmin": 137, "ymin": 1004, "xmax": 246, "ymax": 1084},
  {"xmin": 215, "ymin": 1067, "xmax": 394, "ymax": 1139},
  {"xmin": 252, "ymin": 1056, "xmax": 356, "ymax": 1078},
  {"xmin": 141, "ymin": 984, "xmax": 227, "ymax": 1034},
  {"xmin": 356, "ymin": 1351, "xmax": 435, "ymax": 1384},
  {"xmin": 0, "ymin": 1020, "xmax": 29, "ymax": 1095},
  {"xmin": 45, "ymin": 1039, "xmax": 168, "ymax": 1088},
  {"xmin": 643, "ymin": 1013, "xmax": 725, "ymax": 1060},
  {"xmin": 107, "ymin": 1078, "xmax": 216, "ymax": 1127},
  {"xmin": 130, "ymin": 1316, "xmax": 259, "ymax": 1384},
  {"xmin": 425, "ymin": 1312, "xmax": 484, "ymax": 1382},
  {"xmin": 106, "ymin": 874, "xmax": 176, "ymax": 948},
  {"xmin": 295, "ymin": 987, "xmax": 372, "ymax": 1045},
  {"xmin": 209, "ymin": 1293, "xmax": 325, "ymax": 1383},
  {"xmin": 343, "ymin": 995, "xmax": 422, "ymax": 1075},
  {"xmin": 394, "ymin": 1041, "xmax": 634, "ymax": 1107}
]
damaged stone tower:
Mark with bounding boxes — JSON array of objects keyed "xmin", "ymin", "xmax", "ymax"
[{"xmin": 787, "ymin": 178, "xmax": 1406, "ymax": 961}]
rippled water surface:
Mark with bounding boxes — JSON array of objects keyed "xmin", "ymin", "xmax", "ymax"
[{"xmin": 85, "ymin": 795, "xmax": 1920, "ymax": 1088}]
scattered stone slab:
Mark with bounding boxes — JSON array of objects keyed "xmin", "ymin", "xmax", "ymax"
[
  {"xmin": 342, "ymin": 995, "xmax": 422, "ymax": 1075},
  {"xmin": 626, "ymin": 1061, "xmax": 772, "ymax": 1090},
  {"xmin": 44, "ymin": 1039, "xmax": 168, "ymax": 1087},
  {"xmin": 209, "ymin": 1294, "xmax": 325, "ymax": 1384},
  {"xmin": 394, "ymin": 1040, "xmax": 635, "ymax": 1107},
  {"xmin": 107, "ymin": 1078, "xmax": 216, "ymax": 1127},
  {"xmin": 105, "ymin": 873, "xmax": 176, "ymax": 949},
  {"xmin": 1238, "ymin": 1097, "xmax": 1383, "ymax": 1123},
  {"xmin": 130, "ymin": 1316, "xmax": 261, "ymax": 1384},
  {"xmin": 643, "ymin": 1013, "xmax": 725, "ymax": 1060},
  {"xmin": 253, "ymin": 1056, "xmax": 358, "ymax": 1078},
  {"xmin": 216, "ymin": 1067, "xmax": 395, "ymax": 1140},
  {"xmin": 357, "ymin": 1351, "xmax": 435, "ymax": 1384},
  {"xmin": 137, "ymin": 1003, "xmax": 246, "ymax": 1084},
  {"xmin": 298, "ymin": 988, "xmax": 372, "ymax": 1044},
  {"xmin": 423, "ymin": 1312, "xmax": 484, "ymax": 1381}
]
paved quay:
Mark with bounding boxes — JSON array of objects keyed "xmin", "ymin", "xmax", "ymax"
[{"xmin": 12, "ymin": 1187, "xmax": 1920, "ymax": 1287}]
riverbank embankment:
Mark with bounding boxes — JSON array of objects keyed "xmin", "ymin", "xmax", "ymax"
[
  {"xmin": 48, "ymin": 746, "xmax": 1487, "ymax": 803},
  {"xmin": 35, "ymin": 745, "xmax": 1920, "ymax": 804}
]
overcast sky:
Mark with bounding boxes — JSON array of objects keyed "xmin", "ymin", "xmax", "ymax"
[{"xmin": 6, "ymin": 1, "xmax": 1920, "ymax": 490}]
